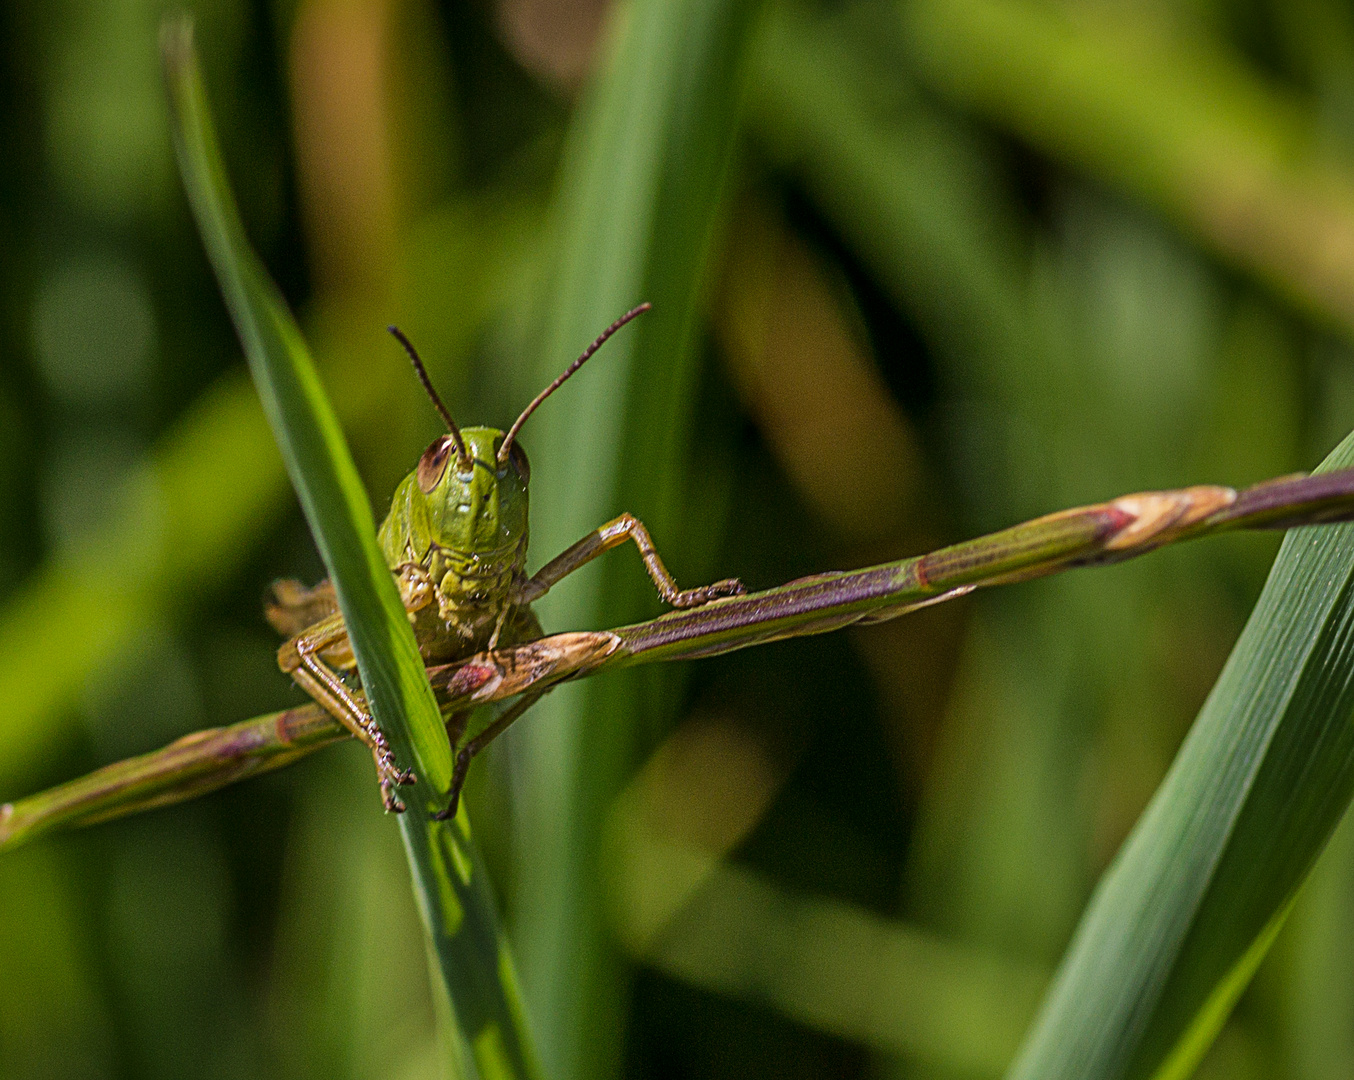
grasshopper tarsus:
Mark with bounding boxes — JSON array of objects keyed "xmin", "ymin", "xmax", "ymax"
[
  {"xmin": 668, "ymin": 577, "xmax": 747, "ymax": 608},
  {"xmin": 380, "ymin": 780, "xmax": 407, "ymax": 814},
  {"xmin": 432, "ymin": 791, "xmax": 460, "ymax": 823},
  {"xmin": 377, "ymin": 757, "xmax": 414, "ymax": 813}
]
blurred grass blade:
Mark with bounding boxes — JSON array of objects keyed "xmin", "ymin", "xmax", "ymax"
[
  {"xmin": 513, "ymin": 0, "xmax": 760, "ymax": 1074},
  {"xmin": 901, "ymin": 0, "xmax": 1354, "ymax": 337},
  {"xmin": 603, "ymin": 716, "xmax": 1046, "ymax": 1074},
  {"xmin": 751, "ymin": 0, "xmax": 1029, "ymax": 389},
  {"xmin": 0, "ymin": 353, "xmax": 289, "ymax": 788},
  {"xmin": 161, "ymin": 20, "xmax": 540, "ymax": 1080},
  {"xmin": 1007, "ymin": 431, "xmax": 1354, "ymax": 1079},
  {"xmin": 749, "ymin": 0, "xmax": 1050, "ymax": 529},
  {"xmin": 626, "ymin": 860, "xmax": 1047, "ymax": 1074}
]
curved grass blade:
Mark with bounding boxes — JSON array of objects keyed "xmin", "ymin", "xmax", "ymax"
[
  {"xmin": 161, "ymin": 21, "xmax": 539, "ymax": 1080},
  {"xmin": 1005, "ymin": 432, "xmax": 1354, "ymax": 1080},
  {"xmin": 13, "ymin": 467, "xmax": 1354, "ymax": 854}
]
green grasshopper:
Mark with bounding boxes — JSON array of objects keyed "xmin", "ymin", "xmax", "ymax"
[{"xmin": 265, "ymin": 304, "xmax": 745, "ymax": 817}]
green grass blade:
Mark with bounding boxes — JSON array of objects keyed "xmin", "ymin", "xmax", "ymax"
[
  {"xmin": 1006, "ymin": 431, "xmax": 1354, "ymax": 1079},
  {"xmin": 161, "ymin": 21, "xmax": 539, "ymax": 1080},
  {"xmin": 160, "ymin": 21, "xmax": 449, "ymax": 794},
  {"xmin": 512, "ymin": 0, "xmax": 759, "ymax": 1075}
]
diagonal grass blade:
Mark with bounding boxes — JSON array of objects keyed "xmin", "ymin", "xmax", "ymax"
[
  {"xmin": 160, "ymin": 20, "xmax": 540, "ymax": 1080},
  {"xmin": 1007, "ymin": 431, "xmax": 1354, "ymax": 1079}
]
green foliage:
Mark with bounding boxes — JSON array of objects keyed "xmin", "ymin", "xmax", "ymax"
[{"xmin": 161, "ymin": 23, "xmax": 450, "ymax": 793}]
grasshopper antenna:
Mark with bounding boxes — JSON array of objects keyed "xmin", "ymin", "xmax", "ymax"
[
  {"xmin": 388, "ymin": 325, "xmax": 472, "ymax": 472},
  {"xmin": 498, "ymin": 302, "xmax": 652, "ymax": 465}
]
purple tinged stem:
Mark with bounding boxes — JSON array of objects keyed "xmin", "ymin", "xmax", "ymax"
[{"xmin": 8, "ymin": 467, "xmax": 1354, "ymax": 846}]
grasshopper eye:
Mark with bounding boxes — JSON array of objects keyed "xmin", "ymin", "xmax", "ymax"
[
  {"xmin": 417, "ymin": 436, "xmax": 454, "ymax": 493},
  {"xmin": 507, "ymin": 440, "xmax": 530, "ymax": 484}
]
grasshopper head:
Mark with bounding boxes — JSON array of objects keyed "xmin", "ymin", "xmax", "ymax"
[
  {"xmin": 413, "ymin": 426, "xmax": 529, "ymax": 556},
  {"xmin": 384, "ymin": 303, "xmax": 648, "ymax": 563}
]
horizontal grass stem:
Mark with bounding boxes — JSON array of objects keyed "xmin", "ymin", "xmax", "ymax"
[{"xmin": 7, "ymin": 467, "xmax": 1354, "ymax": 847}]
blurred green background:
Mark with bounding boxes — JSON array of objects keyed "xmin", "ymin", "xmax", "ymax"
[{"xmin": 6, "ymin": 0, "xmax": 1354, "ymax": 1077}]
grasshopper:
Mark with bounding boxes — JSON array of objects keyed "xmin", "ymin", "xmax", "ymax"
[{"xmin": 265, "ymin": 304, "xmax": 745, "ymax": 817}]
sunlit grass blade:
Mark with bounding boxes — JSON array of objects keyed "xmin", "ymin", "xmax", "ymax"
[
  {"xmin": 161, "ymin": 19, "xmax": 540, "ymax": 1080},
  {"xmin": 160, "ymin": 21, "xmax": 448, "ymax": 795},
  {"xmin": 1006, "ymin": 431, "xmax": 1354, "ymax": 1079}
]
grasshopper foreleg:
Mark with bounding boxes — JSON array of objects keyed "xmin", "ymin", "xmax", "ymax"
[
  {"xmin": 278, "ymin": 616, "xmax": 415, "ymax": 812},
  {"xmin": 519, "ymin": 513, "xmax": 745, "ymax": 608}
]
